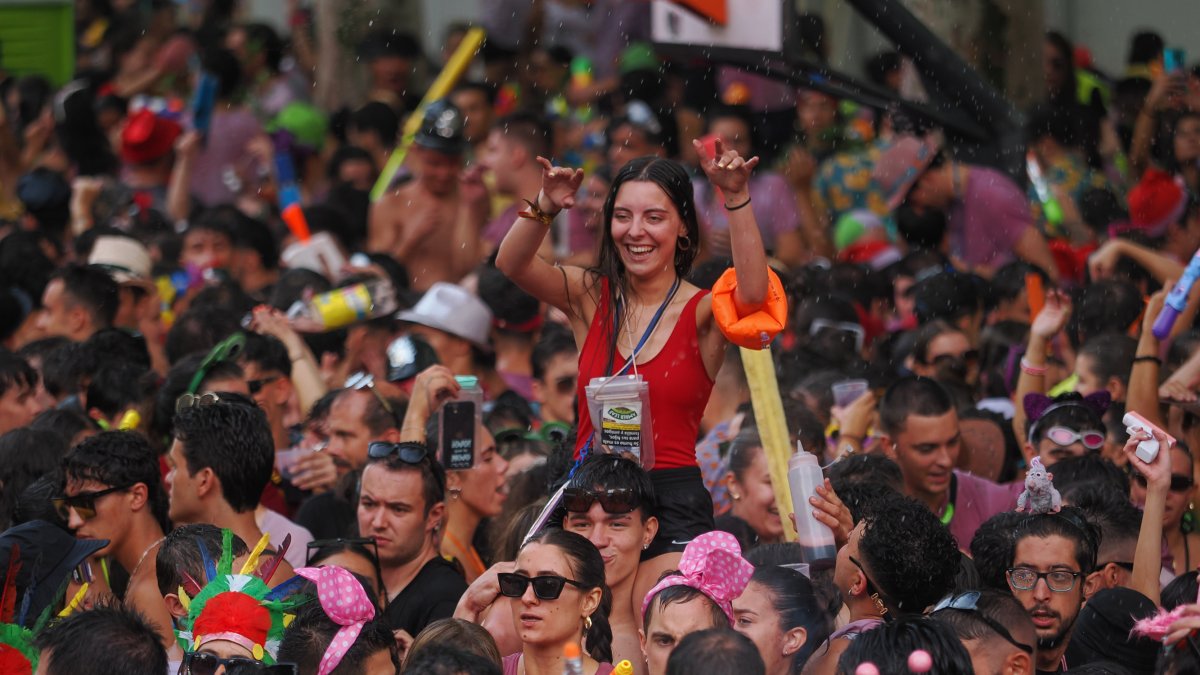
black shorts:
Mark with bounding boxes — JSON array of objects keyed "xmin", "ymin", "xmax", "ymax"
[{"xmin": 643, "ymin": 467, "xmax": 715, "ymax": 560}]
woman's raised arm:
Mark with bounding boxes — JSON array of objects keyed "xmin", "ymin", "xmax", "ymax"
[
  {"xmin": 496, "ymin": 157, "xmax": 591, "ymax": 318},
  {"xmin": 694, "ymin": 138, "xmax": 768, "ymax": 314}
]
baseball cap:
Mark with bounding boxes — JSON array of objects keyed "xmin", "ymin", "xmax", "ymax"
[
  {"xmin": 88, "ymin": 235, "xmax": 153, "ymax": 288},
  {"xmin": 1128, "ymin": 167, "xmax": 1187, "ymax": 237},
  {"xmin": 396, "ymin": 282, "xmax": 493, "ymax": 349},
  {"xmin": 413, "ymin": 100, "xmax": 466, "ymax": 155},
  {"xmin": 872, "ymin": 134, "xmax": 941, "ymax": 211}
]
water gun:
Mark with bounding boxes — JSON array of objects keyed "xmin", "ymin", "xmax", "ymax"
[
  {"xmin": 1026, "ymin": 151, "xmax": 1063, "ymax": 229},
  {"xmin": 1152, "ymin": 246, "xmax": 1200, "ymax": 339}
]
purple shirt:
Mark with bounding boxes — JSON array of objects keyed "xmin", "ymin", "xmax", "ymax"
[
  {"xmin": 948, "ymin": 166, "xmax": 1033, "ymax": 270},
  {"xmin": 947, "ymin": 470, "xmax": 1023, "ymax": 552},
  {"xmin": 693, "ymin": 172, "xmax": 801, "ymax": 257},
  {"xmin": 189, "ymin": 108, "xmax": 263, "ymax": 207},
  {"xmin": 502, "ymin": 654, "xmax": 613, "ymax": 675}
]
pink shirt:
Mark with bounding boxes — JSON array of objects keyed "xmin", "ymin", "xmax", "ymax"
[
  {"xmin": 947, "ymin": 470, "xmax": 1023, "ymax": 552},
  {"xmin": 948, "ymin": 166, "xmax": 1034, "ymax": 270}
]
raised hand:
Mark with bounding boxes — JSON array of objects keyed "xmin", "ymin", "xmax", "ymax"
[
  {"xmin": 536, "ymin": 156, "xmax": 584, "ymax": 212},
  {"xmin": 694, "ymin": 137, "xmax": 760, "ymax": 198},
  {"xmin": 1030, "ymin": 289, "xmax": 1071, "ymax": 340}
]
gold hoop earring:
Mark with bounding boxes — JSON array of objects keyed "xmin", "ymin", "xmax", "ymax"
[
  {"xmin": 677, "ymin": 234, "xmax": 691, "ymax": 252},
  {"xmin": 584, "ymin": 615, "xmax": 593, "ymax": 630}
]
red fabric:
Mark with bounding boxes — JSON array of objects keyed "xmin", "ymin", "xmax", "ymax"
[
  {"xmin": 0, "ymin": 645, "xmax": 32, "ymax": 675},
  {"xmin": 121, "ymin": 110, "xmax": 181, "ymax": 165},
  {"xmin": 574, "ymin": 280, "xmax": 714, "ymax": 470},
  {"xmin": 194, "ymin": 592, "xmax": 271, "ymax": 647},
  {"xmin": 1128, "ymin": 168, "xmax": 1187, "ymax": 236}
]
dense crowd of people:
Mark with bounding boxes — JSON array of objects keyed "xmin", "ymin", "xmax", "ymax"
[{"xmin": 6, "ymin": 1, "xmax": 1200, "ymax": 674}]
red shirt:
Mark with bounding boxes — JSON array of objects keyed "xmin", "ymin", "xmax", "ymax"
[{"xmin": 575, "ymin": 280, "xmax": 714, "ymax": 470}]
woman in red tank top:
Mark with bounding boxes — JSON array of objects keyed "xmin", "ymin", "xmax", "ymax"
[{"xmin": 495, "ymin": 139, "xmax": 769, "ymax": 577}]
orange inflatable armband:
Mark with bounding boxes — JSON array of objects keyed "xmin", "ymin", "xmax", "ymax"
[{"xmin": 710, "ymin": 266, "xmax": 788, "ymax": 349}]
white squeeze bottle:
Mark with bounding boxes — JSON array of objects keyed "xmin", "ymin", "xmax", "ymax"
[{"xmin": 788, "ymin": 447, "xmax": 837, "ymax": 568}]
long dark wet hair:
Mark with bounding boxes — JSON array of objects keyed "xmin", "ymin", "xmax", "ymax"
[{"xmin": 582, "ymin": 156, "xmax": 701, "ymax": 374}]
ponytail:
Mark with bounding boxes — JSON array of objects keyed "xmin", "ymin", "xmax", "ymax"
[{"xmin": 584, "ymin": 585, "xmax": 614, "ymax": 663}]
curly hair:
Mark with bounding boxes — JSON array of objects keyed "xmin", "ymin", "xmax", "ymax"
[{"xmin": 858, "ymin": 495, "xmax": 960, "ymax": 615}]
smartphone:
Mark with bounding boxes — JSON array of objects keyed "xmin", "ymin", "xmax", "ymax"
[
  {"xmin": 1165, "ymin": 48, "xmax": 1187, "ymax": 75},
  {"xmin": 440, "ymin": 400, "xmax": 477, "ymax": 470}
]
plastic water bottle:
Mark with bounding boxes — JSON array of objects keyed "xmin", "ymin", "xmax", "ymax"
[
  {"xmin": 562, "ymin": 642, "xmax": 583, "ymax": 675},
  {"xmin": 788, "ymin": 448, "xmax": 837, "ymax": 568},
  {"xmin": 285, "ymin": 279, "xmax": 398, "ymax": 332}
]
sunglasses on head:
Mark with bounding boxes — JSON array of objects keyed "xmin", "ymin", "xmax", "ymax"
[
  {"xmin": 562, "ymin": 487, "xmax": 639, "ymax": 514},
  {"xmin": 809, "ymin": 319, "xmax": 865, "ymax": 352},
  {"xmin": 497, "ymin": 572, "xmax": 586, "ymax": 601},
  {"xmin": 931, "ymin": 349, "xmax": 979, "ymax": 366},
  {"xmin": 180, "ymin": 652, "xmax": 296, "ymax": 675},
  {"xmin": 53, "ymin": 484, "xmax": 132, "ymax": 521},
  {"xmin": 176, "ymin": 392, "xmax": 222, "ymax": 413},
  {"xmin": 346, "ymin": 372, "xmax": 400, "ymax": 426},
  {"xmin": 1043, "ymin": 426, "xmax": 1105, "ymax": 451},
  {"xmin": 368, "ymin": 441, "xmax": 431, "ymax": 464},
  {"xmin": 1131, "ymin": 471, "xmax": 1195, "ymax": 493},
  {"xmin": 932, "ymin": 591, "xmax": 1034, "ymax": 654}
]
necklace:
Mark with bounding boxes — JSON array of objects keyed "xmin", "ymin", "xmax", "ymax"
[{"xmin": 129, "ymin": 536, "xmax": 165, "ymax": 580}]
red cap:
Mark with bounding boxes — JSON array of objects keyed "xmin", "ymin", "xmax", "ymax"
[
  {"xmin": 120, "ymin": 109, "xmax": 182, "ymax": 165},
  {"xmin": 1128, "ymin": 168, "xmax": 1187, "ymax": 237}
]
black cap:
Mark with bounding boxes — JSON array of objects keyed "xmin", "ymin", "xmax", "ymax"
[
  {"xmin": 413, "ymin": 100, "xmax": 466, "ymax": 155},
  {"xmin": 0, "ymin": 521, "xmax": 108, "ymax": 627}
]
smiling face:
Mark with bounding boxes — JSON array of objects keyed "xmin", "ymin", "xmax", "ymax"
[
  {"xmin": 509, "ymin": 542, "xmax": 601, "ymax": 649},
  {"xmin": 727, "ymin": 447, "xmax": 784, "ymax": 542},
  {"xmin": 886, "ymin": 410, "xmax": 961, "ymax": 503},
  {"xmin": 564, "ymin": 501, "xmax": 656, "ymax": 591},
  {"xmin": 609, "ymin": 180, "xmax": 687, "ymax": 281}
]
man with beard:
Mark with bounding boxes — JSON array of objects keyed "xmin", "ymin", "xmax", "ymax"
[
  {"xmin": 1004, "ymin": 507, "xmax": 1097, "ymax": 674},
  {"xmin": 368, "ymin": 100, "xmax": 489, "ymax": 291}
]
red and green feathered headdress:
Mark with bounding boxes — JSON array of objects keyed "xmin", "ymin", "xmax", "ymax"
[
  {"xmin": 0, "ymin": 544, "xmax": 91, "ymax": 675},
  {"xmin": 175, "ymin": 530, "xmax": 310, "ymax": 664}
]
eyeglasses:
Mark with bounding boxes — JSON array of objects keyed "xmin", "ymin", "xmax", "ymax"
[
  {"xmin": 1044, "ymin": 426, "xmax": 1105, "ymax": 451},
  {"xmin": 930, "ymin": 349, "xmax": 980, "ymax": 366},
  {"xmin": 186, "ymin": 333, "xmax": 246, "ymax": 395},
  {"xmin": 1097, "ymin": 560, "xmax": 1134, "ymax": 572},
  {"xmin": 53, "ymin": 484, "xmax": 133, "ymax": 521},
  {"xmin": 346, "ymin": 372, "xmax": 399, "ymax": 427},
  {"xmin": 180, "ymin": 652, "xmax": 297, "ymax": 675},
  {"xmin": 931, "ymin": 592, "xmax": 1034, "ymax": 654},
  {"xmin": 809, "ymin": 319, "xmax": 864, "ymax": 353},
  {"xmin": 247, "ymin": 375, "xmax": 281, "ymax": 395},
  {"xmin": 305, "ymin": 537, "xmax": 380, "ymax": 565},
  {"xmin": 848, "ymin": 556, "xmax": 890, "ymax": 619},
  {"xmin": 1131, "ymin": 471, "xmax": 1195, "ymax": 493},
  {"xmin": 1006, "ymin": 567, "xmax": 1081, "ymax": 592},
  {"xmin": 497, "ymin": 572, "xmax": 586, "ymax": 601},
  {"xmin": 176, "ymin": 392, "xmax": 222, "ymax": 413},
  {"xmin": 562, "ymin": 487, "xmax": 639, "ymax": 514},
  {"xmin": 553, "ymin": 374, "xmax": 577, "ymax": 396}
]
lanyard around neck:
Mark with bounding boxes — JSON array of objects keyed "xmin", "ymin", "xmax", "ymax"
[{"xmin": 608, "ymin": 276, "xmax": 681, "ymax": 376}]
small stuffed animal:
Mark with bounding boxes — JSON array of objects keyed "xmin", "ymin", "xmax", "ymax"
[{"xmin": 1016, "ymin": 457, "xmax": 1061, "ymax": 514}]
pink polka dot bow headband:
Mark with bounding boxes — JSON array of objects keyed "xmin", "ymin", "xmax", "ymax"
[
  {"xmin": 640, "ymin": 531, "xmax": 754, "ymax": 626},
  {"xmin": 295, "ymin": 566, "xmax": 377, "ymax": 675}
]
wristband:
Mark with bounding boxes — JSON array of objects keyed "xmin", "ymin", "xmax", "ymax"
[
  {"xmin": 1020, "ymin": 358, "xmax": 1047, "ymax": 376},
  {"xmin": 519, "ymin": 196, "xmax": 556, "ymax": 227},
  {"xmin": 724, "ymin": 195, "xmax": 752, "ymax": 211},
  {"xmin": 1133, "ymin": 355, "xmax": 1163, "ymax": 366}
]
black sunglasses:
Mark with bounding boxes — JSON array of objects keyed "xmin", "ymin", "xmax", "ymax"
[
  {"xmin": 53, "ymin": 484, "xmax": 133, "ymax": 521},
  {"xmin": 553, "ymin": 374, "xmax": 577, "ymax": 396},
  {"xmin": 247, "ymin": 375, "xmax": 281, "ymax": 395},
  {"xmin": 849, "ymin": 555, "xmax": 891, "ymax": 620},
  {"xmin": 931, "ymin": 592, "xmax": 1034, "ymax": 654},
  {"xmin": 346, "ymin": 373, "xmax": 400, "ymax": 426},
  {"xmin": 562, "ymin": 487, "xmax": 639, "ymax": 514},
  {"xmin": 180, "ymin": 652, "xmax": 297, "ymax": 675},
  {"xmin": 1131, "ymin": 471, "xmax": 1195, "ymax": 493},
  {"xmin": 497, "ymin": 572, "xmax": 586, "ymax": 601},
  {"xmin": 368, "ymin": 441, "xmax": 431, "ymax": 463}
]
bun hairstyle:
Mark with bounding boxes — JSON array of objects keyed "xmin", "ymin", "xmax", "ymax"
[{"xmin": 522, "ymin": 528, "xmax": 613, "ymax": 663}]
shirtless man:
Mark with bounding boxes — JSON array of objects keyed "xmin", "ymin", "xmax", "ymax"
[
  {"xmin": 368, "ymin": 100, "xmax": 488, "ymax": 290},
  {"xmin": 61, "ymin": 432, "xmax": 174, "ymax": 648}
]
